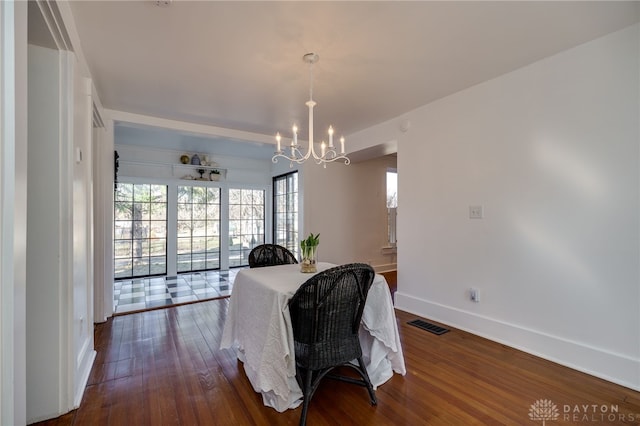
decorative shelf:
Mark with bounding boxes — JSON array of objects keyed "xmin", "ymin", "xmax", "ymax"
[
  {"xmin": 173, "ymin": 164, "xmax": 226, "ymax": 180},
  {"xmin": 118, "ymin": 160, "xmax": 227, "ymax": 181}
]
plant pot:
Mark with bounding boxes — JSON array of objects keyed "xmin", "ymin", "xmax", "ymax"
[{"xmin": 300, "ymin": 247, "xmax": 317, "ymax": 273}]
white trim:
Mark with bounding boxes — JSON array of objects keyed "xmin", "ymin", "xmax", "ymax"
[
  {"xmin": 73, "ymin": 343, "xmax": 95, "ymax": 408},
  {"xmin": 34, "ymin": 0, "xmax": 72, "ymax": 51},
  {"xmin": 395, "ymin": 292, "xmax": 640, "ymax": 392},
  {"xmin": 373, "ymin": 263, "xmax": 397, "ymax": 274},
  {"xmin": 1, "ymin": 2, "xmax": 27, "ymax": 424},
  {"xmin": 92, "ymin": 124, "xmax": 113, "ymax": 322},
  {"xmin": 59, "ymin": 48, "xmax": 74, "ymax": 415},
  {"xmin": 0, "ymin": 3, "xmax": 14, "ymax": 423},
  {"xmin": 108, "ymin": 109, "xmax": 275, "ymax": 146},
  {"xmin": 54, "ymin": 1, "xmax": 104, "ymax": 113}
]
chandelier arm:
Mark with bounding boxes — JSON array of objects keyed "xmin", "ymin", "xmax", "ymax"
[
  {"xmin": 273, "ymin": 153, "xmax": 308, "ymax": 164},
  {"xmin": 300, "ymin": 143, "xmax": 312, "ymax": 162},
  {"xmin": 272, "ymin": 144, "xmax": 312, "ymax": 164},
  {"xmin": 273, "ymin": 147, "xmax": 350, "ymax": 165},
  {"xmin": 313, "ymin": 154, "xmax": 350, "ymax": 165}
]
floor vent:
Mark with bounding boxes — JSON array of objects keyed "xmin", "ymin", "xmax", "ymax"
[{"xmin": 407, "ymin": 319, "xmax": 450, "ymax": 335}]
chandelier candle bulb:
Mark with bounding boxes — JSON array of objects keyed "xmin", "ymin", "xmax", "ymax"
[
  {"xmin": 340, "ymin": 136, "xmax": 345, "ymax": 154},
  {"xmin": 321, "ymin": 141, "xmax": 326, "ymax": 157},
  {"xmin": 293, "ymin": 125, "xmax": 298, "ymax": 144},
  {"xmin": 328, "ymin": 126, "xmax": 334, "ymax": 147},
  {"xmin": 276, "ymin": 133, "xmax": 281, "ymax": 152}
]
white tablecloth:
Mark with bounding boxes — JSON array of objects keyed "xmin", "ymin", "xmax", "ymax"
[{"xmin": 219, "ymin": 262, "xmax": 406, "ymax": 412}]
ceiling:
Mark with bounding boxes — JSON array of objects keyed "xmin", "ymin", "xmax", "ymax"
[{"xmin": 68, "ymin": 1, "xmax": 639, "ymax": 147}]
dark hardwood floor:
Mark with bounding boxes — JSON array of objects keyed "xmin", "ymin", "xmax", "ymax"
[{"xmin": 34, "ymin": 278, "xmax": 640, "ymax": 425}]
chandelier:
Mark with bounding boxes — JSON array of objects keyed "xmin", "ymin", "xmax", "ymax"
[{"xmin": 272, "ymin": 53, "xmax": 350, "ymax": 167}]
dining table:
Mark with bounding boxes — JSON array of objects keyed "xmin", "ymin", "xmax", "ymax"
[{"xmin": 219, "ymin": 262, "xmax": 406, "ymax": 412}]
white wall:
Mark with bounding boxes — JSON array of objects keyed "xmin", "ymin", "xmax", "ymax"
[
  {"xmin": 71, "ymin": 55, "xmax": 96, "ymax": 409},
  {"xmin": 26, "ymin": 43, "xmax": 63, "ymax": 422},
  {"xmin": 2, "ymin": 2, "xmax": 101, "ymax": 423},
  {"xmin": 350, "ymin": 24, "xmax": 640, "ymax": 390},
  {"xmin": 26, "ymin": 45, "xmax": 96, "ymax": 423},
  {"xmin": 115, "ymin": 143, "xmax": 273, "ymax": 186},
  {"xmin": 303, "ymin": 155, "xmax": 397, "ymax": 270}
]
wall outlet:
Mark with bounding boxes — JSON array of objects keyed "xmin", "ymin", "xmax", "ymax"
[
  {"xmin": 470, "ymin": 288, "xmax": 480, "ymax": 302},
  {"xmin": 469, "ymin": 205, "xmax": 483, "ymax": 219}
]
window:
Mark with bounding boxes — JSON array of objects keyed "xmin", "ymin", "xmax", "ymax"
[
  {"xmin": 114, "ymin": 183, "xmax": 168, "ymax": 278},
  {"xmin": 229, "ymin": 188, "xmax": 265, "ymax": 267},
  {"xmin": 273, "ymin": 172, "xmax": 299, "ymax": 258},
  {"xmin": 387, "ymin": 170, "xmax": 397, "ymax": 245},
  {"xmin": 177, "ymin": 185, "xmax": 221, "ymax": 272}
]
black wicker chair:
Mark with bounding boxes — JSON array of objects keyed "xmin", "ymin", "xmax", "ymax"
[
  {"xmin": 288, "ymin": 263, "xmax": 377, "ymax": 426},
  {"xmin": 248, "ymin": 244, "xmax": 298, "ymax": 268}
]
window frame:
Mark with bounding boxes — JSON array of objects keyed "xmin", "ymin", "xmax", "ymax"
[
  {"xmin": 386, "ymin": 169, "xmax": 398, "ymax": 246},
  {"xmin": 228, "ymin": 187, "xmax": 266, "ymax": 268},
  {"xmin": 176, "ymin": 184, "xmax": 221, "ymax": 273},
  {"xmin": 113, "ymin": 182, "xmax": 168, "ymax": 279},
  {"xmin": 272, "ymin": 171, "xmax": 299, "ymax": 259}
]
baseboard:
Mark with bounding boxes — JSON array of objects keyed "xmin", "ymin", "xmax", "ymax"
[
  {"xmin": 373, "ymin": 263, "xmax": 397, "ymax": 273},
  {"xmin": 395, "ymin": 292, "xmax": 640, "ymax": 392},
  {"xmin": 74, "ymin": 348, "xmax": 96, "ymax": 408}
]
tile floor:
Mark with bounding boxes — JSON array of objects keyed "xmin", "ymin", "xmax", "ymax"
[{"xmin": 113, "ymin": 269, "xmax": 242, "ymax": 314}]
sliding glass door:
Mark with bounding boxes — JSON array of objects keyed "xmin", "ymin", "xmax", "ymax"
[
  {"xmin": 114, "ymin": 182, "xmax": 267, "ymax": 277},
  {"xmin": 177, "ymin": 185, "xmax": 221, "ymax": 272},
  {"xmin": 228, "ymin": 188, "xmax": 265, "ymax": 267},
  {"xmin": 114, "ymin": 183, "xmax": 168, "ymax": 278}
]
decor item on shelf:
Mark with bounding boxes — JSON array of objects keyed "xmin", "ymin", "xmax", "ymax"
[
  {"xmin": 191, "ymin": 153, "xmax": 201, "ymax": 165},
  {"xmin": 180, "ymin": 154, "xmax": 190, "ymax": 164},
  {"xmin": 114, "ymin": 150, "xmax": 120, "ymax": 190},
  {"xmin": 272, "ymin": 53, "xmax": 350, "ymax": 168},
  {"xmin": 209, "ymin": 169, "xmax": 221, "ymax": 181},
  {"xmin": 197, "ymin": 169, "xmax": 207, "ymax": 180},
  {"xmin": 300, "ymin": 232, "xmax": 320, "ymax": 273}
]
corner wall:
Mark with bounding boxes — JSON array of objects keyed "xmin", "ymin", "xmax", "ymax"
[
  {"xmin": 350, "ymin": 24, "xmax": 640, "ymax": 390},
  {"xmin": 303, "ymin": 155, "xmax": 397, "ymax": 270}
]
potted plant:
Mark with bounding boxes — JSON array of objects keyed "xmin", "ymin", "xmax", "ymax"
[
  {"xmin": 300, "ymin": 232, "xmax": 320, "ymax": 273},
  {"xmin": 209, "ymin": 169, "xmax": 221, "ymax": 181}
]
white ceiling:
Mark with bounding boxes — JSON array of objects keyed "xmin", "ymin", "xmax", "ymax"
[{"xmin": 68, "ymin": 1, "xmax": 639, "ymax": 146}]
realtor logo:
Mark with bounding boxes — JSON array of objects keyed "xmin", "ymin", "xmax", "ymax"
[
  {"xmin": 529, "ymin": 399, "xmax": 560, "ymax": 425},
  {"xmin": 528, "ymin": 399, "xmax": 638, "ymax": 423}
]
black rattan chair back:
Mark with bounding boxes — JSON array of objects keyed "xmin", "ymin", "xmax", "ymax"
[
  {"xmin": 248, "ymin": 244, "xmax": 298, "ymax": 268},
  {"xmin": 288, "ymin": 263, "xmax": 377, "ymax": 425}
]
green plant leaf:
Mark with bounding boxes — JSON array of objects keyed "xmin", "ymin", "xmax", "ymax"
[{"xmin": 300, "ymin": 232, "xmax": 319, "ymax": 258}]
